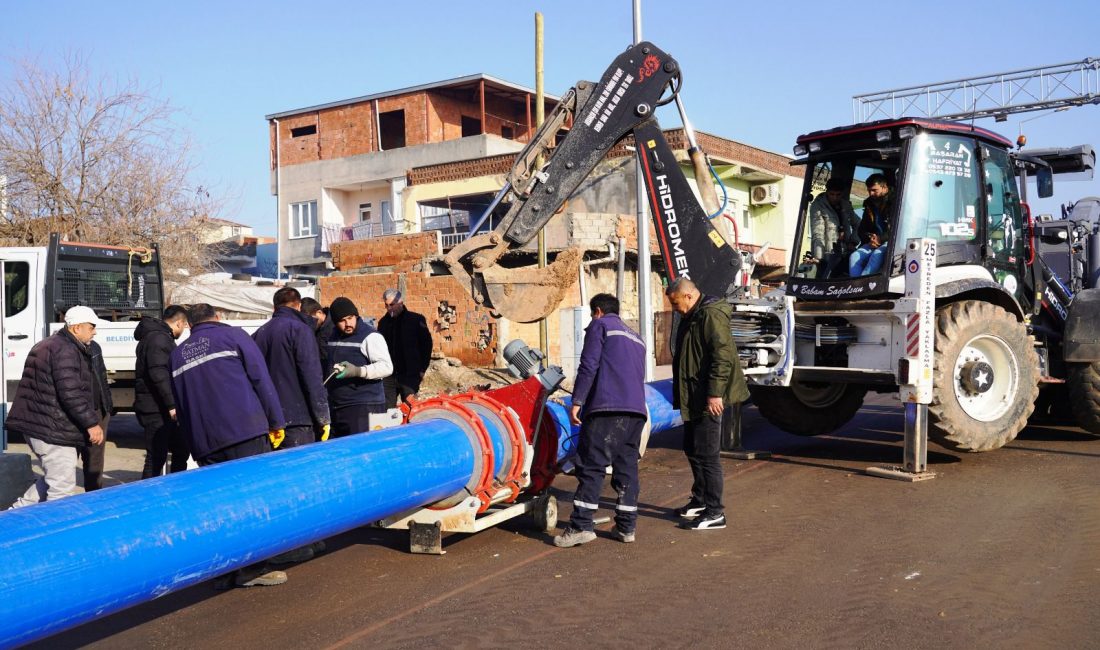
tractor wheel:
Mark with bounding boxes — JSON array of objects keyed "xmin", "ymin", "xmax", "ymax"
[
  {"xmin": 928, "ymin": 301, "xmax": 1039, "ymax": 452},
  {"xmin": 749, "ymin": 382, "xmax": 867, "ymax": 436},
  {"xmin": 1067, "ymin": 362, "xmax": 1100, "ymax": 435}
]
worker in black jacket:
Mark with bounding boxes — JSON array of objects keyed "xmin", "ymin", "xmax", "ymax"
[
  {"xmin": 301, "ymin": 297, "xmax": 335, "ymax": 380},
  {"xmin": 79, "ymin": 338, "xmax": 114, "ymax": 490},
  {"xmin": 134, "ymin": 305, "xmax": 191, "ymax": 478},
  {"xmin": 7, "ymin": 306, "xmax": 106, "ymax": 506},
  {"xmin": 377, "ymin": 289, "xmax": 433, "ymax": 407}
]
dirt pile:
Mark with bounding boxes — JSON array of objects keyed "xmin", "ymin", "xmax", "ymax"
[{"xmin": 419, "ymin": 358, "xmax": 516, "ymax": 397}]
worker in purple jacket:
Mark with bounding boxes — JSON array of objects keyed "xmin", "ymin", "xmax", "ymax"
[
  {"xmin": 252, "ymin": 287, "xmax": 331, "ymax": 448},
  {"xmin": 170, "ymin": 303, "xmax": 289, "ymax": 589},
  {"xmin": 554, "ymin": 293, "xmax": 648, "ymax": 548},
  {"xmin": 171, "ymin": 303, "xmax": 286, "ymax": 464}
]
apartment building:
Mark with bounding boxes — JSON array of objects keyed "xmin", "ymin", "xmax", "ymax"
[{"xmin": 267, "ymin": 76, "xmax": 558, "ymax": 276}]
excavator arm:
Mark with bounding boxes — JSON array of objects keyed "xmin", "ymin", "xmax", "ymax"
[{"xmin": 443, "ymin": 41, "xmax": 743, "ymax": 323}]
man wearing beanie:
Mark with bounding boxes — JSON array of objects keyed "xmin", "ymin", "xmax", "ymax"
[{"xmin": 326, "ymin": 296, "xmax": 392, "ymax": 437}]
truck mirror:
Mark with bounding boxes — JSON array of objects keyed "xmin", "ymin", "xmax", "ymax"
[{"xmin": 1036, "ymin": 166, "xmax": 1054, "ymax": 198}]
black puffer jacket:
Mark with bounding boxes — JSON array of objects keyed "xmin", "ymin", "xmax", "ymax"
[
  {"xmin": 89, "ymin": 340, "xmax": 113, "ymax": 417},
  {"xmin": 133, "ymin": 316, "xmax": 176, "ymax": 415},
  {"xmin": 6, "ymin": 328, "xmax": 100, "ymax": 447}
]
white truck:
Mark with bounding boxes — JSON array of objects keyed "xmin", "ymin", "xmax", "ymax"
[{"xmin": 2, "ymin": 234, "xmax": 164, "ymax": 411}]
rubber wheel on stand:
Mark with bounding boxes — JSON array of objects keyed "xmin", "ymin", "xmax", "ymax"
[{"xmin": 531, "ymin": 494, "xmax": 558, "ymax": 533}]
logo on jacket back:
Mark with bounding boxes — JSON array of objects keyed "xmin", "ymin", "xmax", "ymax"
[{"xmin": 180, "ymin": 337, "xmax": 210, "ymax": 362}]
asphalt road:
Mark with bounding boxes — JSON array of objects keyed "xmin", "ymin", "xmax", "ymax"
[{"xmin": 23, "ymin": 395, "xmax": 1100, "ymax": 649}]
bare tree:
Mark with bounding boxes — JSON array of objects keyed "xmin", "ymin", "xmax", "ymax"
[{"xmin": 0, "ymin": 54, "xmax": 221, "ymax": 278}]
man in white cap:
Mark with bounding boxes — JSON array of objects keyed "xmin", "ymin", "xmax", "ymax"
[{"xmin": 7, "ymin": 306, "xmax": 106, "ymax": 507}]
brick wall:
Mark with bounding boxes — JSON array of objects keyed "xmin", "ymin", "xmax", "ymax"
[
  {"xmin": 408, "ymin": 153, "xmax": 515, "ymax": 185},
  {"xmin": 407, "ymin": 128, "xmax": 796, "ymax": 185},
  {"xmin": 329, "ymin": 232, "xmax": 441, "ymax": 271},
  {"xmin": 317, "ymin": 103, "xmax": 375, "ymax": 160},
  {"xmin": 273, "ymin": 84, "xmax": 541, "ymax": 170},
  {"xmin": 318, "ymin": 258, "xmax": 497, "ymax": 367}
]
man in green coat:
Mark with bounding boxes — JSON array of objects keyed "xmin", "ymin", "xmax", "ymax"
[{"xmin": 667, "ymin": 278, "xmax": 749, "ymax": 531}]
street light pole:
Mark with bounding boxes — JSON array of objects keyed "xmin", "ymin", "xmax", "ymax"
[{"xmin": 633, "ymin": 0, "xmax": 655, "ymax": 381}]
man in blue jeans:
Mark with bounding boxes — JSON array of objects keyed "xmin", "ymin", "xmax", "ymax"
[
  {"xmin": 554, "ymin": 294, "xmax": 648, "ymax": 548},
  {"xmin": 849, "ymin": 173, "xmax": 893, "ymax": 277}
]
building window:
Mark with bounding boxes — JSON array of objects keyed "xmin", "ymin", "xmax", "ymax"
[
  {"xmin": 289, "ymin": 200, "xmax": 318, "ymax": 238},
  {"xmin": 359, "ymin": 202, "xmax": 372, "ymax": 223},
  {"xmin": 501, "ymin": 125, "xmax": 514, "ymax": 140},
  {"xmin": 290, "ymin": 124, "xmax": 317, "ymax": 138},
  {"xmin": 461, "ymin": 115, "xmax": 482, "ymax": 137},
  {"xmin": 379, "ymin": 110, "xmax": 406, "ymax": 150}
]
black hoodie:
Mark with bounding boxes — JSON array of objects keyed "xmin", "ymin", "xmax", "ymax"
[{"xmin": 134, "ymin": 316, "xmax": 177, "ymax": 415}]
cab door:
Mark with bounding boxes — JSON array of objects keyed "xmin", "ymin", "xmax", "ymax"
[
  {"xmin": 980, "ymin": 145, "xmax": 1029, "ymax": 305},
  {"xmin": 3, "ymin": 253, "xmax": 42, "ymax": 401}
]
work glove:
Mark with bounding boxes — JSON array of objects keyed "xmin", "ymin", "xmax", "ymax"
[
  {"xmin": 268, "ymin": 428, "xmax": 286, "ymax": 449},
  {"xmin": 334, "ymin": 361, "xmax": 366, "ymax": 379},
  {"xmin": 320, "ymin": 424, "xmax": 331, "ymax": 442}
]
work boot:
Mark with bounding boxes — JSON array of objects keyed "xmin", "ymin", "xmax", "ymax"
[
  {"xmin": 269, "ymin": 545, "xmax": 314, "ymax": 565},
  {"xmin": 613, "ymin": 528, "xmax": 635, "ymax": 544},
  {"xmin": 553, "ymin": 527, "xmax": 597, "ymax": 548},
  {"xmin": 235, "ymin": 567, "xmax": 288, "ymax": 587}
]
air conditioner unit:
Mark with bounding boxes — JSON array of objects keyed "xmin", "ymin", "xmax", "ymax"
[{"xmin": 750, "ymin": 183, "xmax": 781, "ymax": 205}]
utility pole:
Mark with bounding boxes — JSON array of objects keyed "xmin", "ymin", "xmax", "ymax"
[{"xmin": 535, "ymin": 12, "xmax": 549, "ymax": 360}]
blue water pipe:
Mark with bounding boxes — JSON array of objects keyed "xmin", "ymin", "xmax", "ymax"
[{"xmin": 0, "ymin": 380, "xmax": 681, "ymax": 648}]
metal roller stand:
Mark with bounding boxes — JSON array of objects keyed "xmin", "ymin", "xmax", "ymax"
[{"xmin": 719, "ymin": 402, "xmax": 771, "ymax": 460}]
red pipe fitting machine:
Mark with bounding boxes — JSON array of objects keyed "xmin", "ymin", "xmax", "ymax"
[{"xmin": 381, "ymin": 340, "xmax": 567, "ymax": 554}]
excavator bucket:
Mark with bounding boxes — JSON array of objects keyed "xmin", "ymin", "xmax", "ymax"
[{"xmin": 478, "ymin": 248, "xmax": 584, "ymax": 323}]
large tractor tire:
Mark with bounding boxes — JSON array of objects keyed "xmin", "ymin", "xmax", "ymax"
[
  {"xmin": 1067, "ymin": 362, "xmax": 1100, "ymax": 435},
  {"xmin": 750, "ymin": 382, "xmax": 867, "ymax": 437},
  {"xmin": 928, "ymin": 301, "xmax": 1039, "ymax": 452}
]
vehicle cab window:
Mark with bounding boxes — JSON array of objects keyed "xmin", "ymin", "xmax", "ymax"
[
  {"xmin": 4, "ymin": 261, "xmax": 30, "ymax": 318},
  {"xmin": 793, "ymin": 161, "xmax": 898, "ymax": 281},
  {"xmin": 898, "ymin": 133, "xmax": 981, "ymax": 248}
]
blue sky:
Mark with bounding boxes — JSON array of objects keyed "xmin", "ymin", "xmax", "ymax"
[{"xmin": 4, "ymin": 0, "xmax": 1098, "ymax": 236}]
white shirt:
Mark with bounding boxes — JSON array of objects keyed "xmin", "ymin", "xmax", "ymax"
[{"xmin": 359, "ymin": 331, "xmax": 393, "ymax": 380}]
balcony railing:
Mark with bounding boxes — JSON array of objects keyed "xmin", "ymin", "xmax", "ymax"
[{"xmin": 440, "ymin": 232, "xmax": 466, "ymax": 250}]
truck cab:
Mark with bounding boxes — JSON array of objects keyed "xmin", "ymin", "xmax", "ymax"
[{"xmin": 2, "ymin": 235, "xmax": 163, "ymax": 410}]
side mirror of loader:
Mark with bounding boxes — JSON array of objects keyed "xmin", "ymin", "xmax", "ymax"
[{"xmin": 1036, "ymin": 166, "xmax": 1054, "ymax": 198}]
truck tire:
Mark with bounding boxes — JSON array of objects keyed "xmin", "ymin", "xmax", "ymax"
[
  {"xmin": 928, "ymin": 301, "xmax": 1039, "ymax": 452},
  {"xmin": 749, "ymin": 382, "xmax": 866, "ymax": 436},
  {"xmin": 1067, "ymin": 363, "xmax": 1100, "ymax": 435}
]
